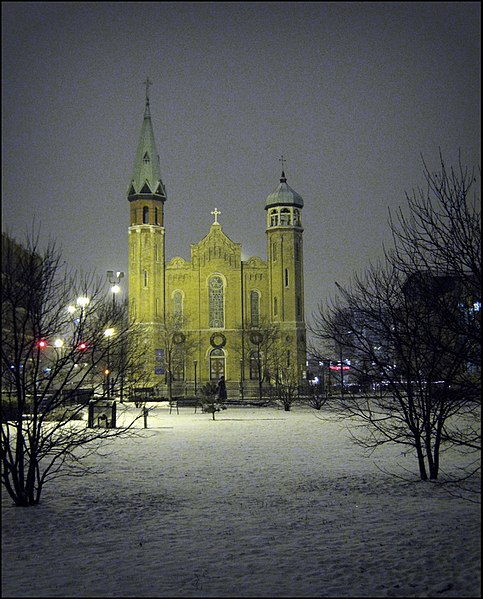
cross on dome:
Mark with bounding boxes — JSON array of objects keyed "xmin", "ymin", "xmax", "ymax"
[
  {"xmin": 143, "ymin": 77, "xmax": 152, "ymax": 102},
  {"xmin": 211, "ymin": 207, "xmax": 221, "ymax": 224}
]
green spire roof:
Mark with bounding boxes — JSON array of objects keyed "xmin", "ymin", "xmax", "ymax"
[
  {"xmin": 265, "ymin": 170, "xmax": 304, "ymax": 209},
  {"xmin": 128, "ymin": 95, "xmax": 166, "ymax": 199}
]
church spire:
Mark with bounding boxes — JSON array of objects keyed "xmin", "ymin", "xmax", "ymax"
[
  {"xmin": 279, "ymin": 155, "xmax": 287, "ymax": 182},
  {"xmin": 143, "ymin": 76, "xmax": 152, "ymax": 118},
  {"xmin": 127, "ymin": 78, "xmax": 166, "ymax": 200}
]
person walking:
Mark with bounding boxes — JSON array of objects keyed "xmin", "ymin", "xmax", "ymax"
[{"xmin": 217, "ymin": 375, "xmax": 227, "ymax": 403}]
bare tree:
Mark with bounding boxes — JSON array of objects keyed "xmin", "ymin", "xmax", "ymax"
[
  {"xmin": 1, "ymin": 230, "xmax": 144, "ymax": 506},
  {"xmin": 239, "ymin": 319, "xmax": 281, "ymax": 402},
  {"xmin": 158, "ymin": 313, "xmax": 196, "ymax": 400},
  {"xmin": 310, "ymin": 154, "xmax": 480, "ymax": 481},
  {"xmin": 272, "ymin": 356, "xmax": 300, "ymax": 412}
]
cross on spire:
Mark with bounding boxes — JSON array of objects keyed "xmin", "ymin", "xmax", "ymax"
[
  {"xmin": 143, "ymin": 77, "xmax": 152, "ymax": 103},
  {"xmin": 211, "ymin": 207, "xmax": 221, "ymax": 225},
  {"xmin": 279, "ymin": 155, "xmax": 286, "ymax": 171}
]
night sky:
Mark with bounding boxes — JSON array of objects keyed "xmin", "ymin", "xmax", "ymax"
[{"xmin": 2, "ymin": 2, "xmax": 481, "ymax": 335}]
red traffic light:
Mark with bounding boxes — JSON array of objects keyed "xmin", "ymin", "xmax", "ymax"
[
  {"xmin": 78, "ymin": 342, "xmax": 88, "ymax": 351},
  {"xmin": 37, "ymin": 340, "xmax": 47, "ymax": 349}
]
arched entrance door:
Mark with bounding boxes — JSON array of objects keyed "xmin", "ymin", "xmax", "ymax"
[{"xmin": 210, "ymin": 348, "xmax": 225, "ymax": 380}]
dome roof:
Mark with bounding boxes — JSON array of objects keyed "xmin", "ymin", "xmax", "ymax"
[{"xmin": 265, "ymin": 171, "xmax": 304, "ymax": 209}]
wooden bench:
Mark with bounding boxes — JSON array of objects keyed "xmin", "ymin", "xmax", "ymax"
[{"xmin": 169, "ymin": 397, "xmax": 204, "ymax": 414}]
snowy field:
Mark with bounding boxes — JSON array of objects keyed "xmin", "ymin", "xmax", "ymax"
[{"xmin": 1, "ymin": 402, "xmax": 481, "ymax": 598}]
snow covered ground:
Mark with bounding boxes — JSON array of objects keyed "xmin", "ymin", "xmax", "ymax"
[{"xmin": 1, "ymin": 402, "xmax": 480, "ymax": 598}]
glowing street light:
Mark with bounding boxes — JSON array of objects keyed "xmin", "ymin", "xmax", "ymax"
[
  {"xmin": 107, "ymin": 271, "xmax": 124, "ymax": 309},
  {"xmin": 104, "ymin": 328, "xmax": 115, "ymax": 399},
  {"xmin": 76, "ymin": 296, "xmax": 90, "ymax": 308}
]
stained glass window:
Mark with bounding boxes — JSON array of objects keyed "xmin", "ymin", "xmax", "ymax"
[
  {"xmin": 209, "ymin": 276, "xmax": 224, "ymax": 328},
  {"xmin": 250, "ymin": 290, "xmax": 259, "ymax": 326},
  {"xmin": 173, "ymin": 290, "xmax": 183, "ymax": 323}
]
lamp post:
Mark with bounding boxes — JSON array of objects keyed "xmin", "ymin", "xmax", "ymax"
[
  {"xmin": 193, "ymin": 359, "xmax": 198, "ymax": 395},
  {"xmin": 107, "ymin": 271, "xmax": 124, "ymax": 309},
  {"xmin": 104, "ymin": 328, "xmax": 114, "ymax": 399},
  {"xmin": 240, "ymin": 358, "xmax": 244, "ymax": 401}
]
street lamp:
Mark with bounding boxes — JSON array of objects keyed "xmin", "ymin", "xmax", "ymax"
[
  {"xmin": 107, "ymin": 271, "xmax": 124, "ymax": 309},
  {"xmin": 240, "ymin": 358, "xmax": 244, "ymax": 401},
  {"xmin": 76, "ymin": 296, "xmax": 89, "ymax": 309},
  {"xmin": 104, "ymin": 328, "xmax": 114, "ymax": 398},
  {"xmin": 193, "ymin": 359, "xmax": 198, "ymax": 395}
]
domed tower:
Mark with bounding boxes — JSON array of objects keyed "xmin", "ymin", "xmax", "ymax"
[
  {"xmin": 128, "ymin": 80, "xmax": 167, "ymax": 380},
  {"xmin": 265, "ymin": 161, "xmax": 306, "ymax": 378}
]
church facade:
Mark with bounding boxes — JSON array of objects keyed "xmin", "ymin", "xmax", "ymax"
[{"xmin": 127, "ymin": 92, "xmax": 307, "ymax": 396}]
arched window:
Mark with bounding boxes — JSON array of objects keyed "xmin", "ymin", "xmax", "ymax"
[
  {"xmin": 273, "ymin": 296, "xmax": 278, "ymax": 317},
  {"xmin": 210, "ymin": 348, "xmax": 225, "ymax": 380},
  {"xmin": 270, "ymin": 209, "xmax": 279, "ymax": 227},
  {"xmin": 143, "ymin": 206, "xmax": 149, "ymax": 224},
  {"xmin": 293, "ymin": 209, "xmax": 300, "ymax": 226},
  {"xmin": 209, "ymin": 276, "xmax": 224, "ymax": 328},
  {"xmin": 250, "ymin": 290, "xmax": 260, "ymax": 326},
  {"xmin": 173, "ymin": 290, "xmax": 183, "ymax": 323},
  {"xmin": 285, "ymin": 268, "xmax": 289, "ymax": 287},
  {"xmin": 155, "ymin": 207, "xmax": 159, "ymax": 224},
  {"xmin": 250, "ymin": 350, "xmax": 259, "ymax": 380},
  {"xmin": 280, "ymin": 208, "xmax": 290, "ymax": 225},
  {"xmin": 272, "ymin": 242, "xmax": 277, "ymax": 261},
  {"xmin": 143, "ymin": 270, "xmax": 148, "ymax": 288}
]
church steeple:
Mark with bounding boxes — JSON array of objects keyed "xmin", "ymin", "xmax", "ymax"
[{"xmin": 127, "ymin": 78, "xmax": 166, "ymax": 200}]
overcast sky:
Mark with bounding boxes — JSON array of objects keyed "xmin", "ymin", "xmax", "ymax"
[{"xmin": 2, "ymin": 1, "xmax": 481, "ymax": 330}]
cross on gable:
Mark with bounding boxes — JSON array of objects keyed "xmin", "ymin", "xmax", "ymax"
[{"xmin": 211, "ymin": 207, "xmax": 221, "ymax": 225}]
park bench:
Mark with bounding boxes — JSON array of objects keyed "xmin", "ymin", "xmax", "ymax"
[{"xmin": 169, "ymin": 397, "xmax": 204, "ymax": 414}]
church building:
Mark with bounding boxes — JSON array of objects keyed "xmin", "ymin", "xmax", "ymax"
[{"xmin": 127, "ymin": 87, "xmax": 307, "ymax": 396}]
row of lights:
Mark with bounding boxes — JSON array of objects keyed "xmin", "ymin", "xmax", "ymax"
[{"xmin": 36, "ymin": 272, "xmax": 124, "ymax": 396}]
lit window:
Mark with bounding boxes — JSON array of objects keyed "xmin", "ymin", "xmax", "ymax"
[{"xmin": 210, "ymin": 348, "xmax": 225, "ymax": 380}]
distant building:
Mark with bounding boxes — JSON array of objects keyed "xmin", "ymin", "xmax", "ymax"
[{"xmin": 127, "ymin": 90, "xmax": 307, "ymax": 394}]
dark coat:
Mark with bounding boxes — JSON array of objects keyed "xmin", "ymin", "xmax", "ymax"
[{"xmin": 217, "ymin": 377, "xmax": 227, "ymax": 401}]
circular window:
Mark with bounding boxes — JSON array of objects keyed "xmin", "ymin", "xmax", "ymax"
[
  {"xmin": 210, "ymin": 332, "xmax": 226, "ymax": 348},
  {"xmin": 249, "ymin": 331, "xmax": 263, "ymax": 345},
  {"xmin": 172, "ymin": 332, "xmax": 186, "ymax": 344}
]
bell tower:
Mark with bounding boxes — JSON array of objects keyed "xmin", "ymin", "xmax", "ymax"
[
  {"xmin": 128, "ymin": 79, "xmax": 166, "ymax": 379},
  {"xmin": 265, "ymin": 158, "xmax": 306, "ymax": 377}
]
